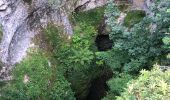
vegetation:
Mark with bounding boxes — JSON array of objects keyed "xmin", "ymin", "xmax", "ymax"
[
  {"xmin": 102, "ymin": 74, "xmax": 133, "ymax": 100},
  {"xmin": 103, "ymin": 0, "xmax": 170, "ymax": 99},
  {"xmin": 105, "ymin": 0, "xmax": 169, "ymax": 73},
  {"xmin": 117, "ymin": 65, "xmax": 170, "ymax": 100},
  {"xmin": 1, "ymin": 53, "xmax": 75, "ymax": 100},
  {"xmin": 36, "ymin": 7, "xmax": 105, "ymax": 99},
  {"xmin": 1, "ymin": 0, "xmax": 170, "ymax": 100},
  {"xmin": 124, "ymin": 10, "xmax": 146, "ymax": 27},
  {"xmin": 72, "ymin": 7, "xmax": 105, "ymax": 27}
]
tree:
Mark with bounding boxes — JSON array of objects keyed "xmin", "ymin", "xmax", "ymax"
[
  {"xmin": 116, "ymin": 65, "xmax": 170, "ymax": 100},
  {"xmin": 104, "ymin": 0, "xmax": 170, "ymax": 73},
  {"xmin": 103, "ymin": 0, "xmax": 170, "ymax": 99}
]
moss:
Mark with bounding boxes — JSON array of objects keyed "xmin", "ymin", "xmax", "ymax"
[
  {"xmin": 124, "ymin": 10, "xmax": 146, "ymax": 28},
  {"xmin": 71, "ymin": 7, "xmax": 105, "ymax": 27}
]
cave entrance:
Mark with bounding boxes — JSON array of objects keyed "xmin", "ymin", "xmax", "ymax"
[
  {"xmin": 85, "ymin": 35, "xmax": 113, "ymax": 100},
  {"xmin": 86, "ymin": 70, "xmax": 113, "ymax": 100},
  {"xmin": 95, "ymin": 35, "xmax": 113, "ymax": 51}
]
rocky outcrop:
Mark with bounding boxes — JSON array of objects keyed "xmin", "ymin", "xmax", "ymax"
[
  {"xmin": 76, "ymin": 0, "xmax": 107, "ymax": 11},
  {"xmin": 0, "ymin": 0, "xmax": 76, "ymax": 80},
  {"xmin": 0, "ymin": 0, "xmax": 107, "ymax": 80},
  {"xmin": 131, "ymin": 0, "xmax": 154, "ymax": 15}
]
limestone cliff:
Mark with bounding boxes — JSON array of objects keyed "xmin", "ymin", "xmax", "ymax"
[{"xmin": 0, "ymin": 0, "xmax": 107, "ymax": 80}]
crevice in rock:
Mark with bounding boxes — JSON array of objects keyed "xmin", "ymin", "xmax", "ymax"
[{"xmin": 75, "ymin": 0, "xmax": 91, "ymax": 12}]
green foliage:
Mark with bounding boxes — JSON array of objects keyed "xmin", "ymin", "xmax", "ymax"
[
  {"xmin": 103, "ymin": 0, "xmax": 170, "ymax": 99},
  {"xmin": 124, "ymin": 10, "xmax": 146, "ymax": 27},
  {"xmin": 66, "ymin": 20, "xmax": 99, "ymax": 99},
  {"xmin": 67, "ymin": 70, "xmax": 91, "ymax": 100},
  {"xmin": 69, "ymin": 48, "xmax": 94, "ymax": 66},
  {"xmin": 107, "ymin": 74, "xmax": 132, "ymax": 95},
  {"xmin": 68, "ymin": 23, "xmax": 96, "ymax": 70},
  {"xmin": 42, "ymin": 8, "xmax": 104, "ymax": 99},
  {"xmin": 64, "ymin": 8, "xmax": 106, "ymax": 99},
  {"xmin": 105, "ymin": 0, "xmax": 169, "ymax": 73},
  {"xmin": 43, "ymin": 25, "xmax": 69, "ymax": 56},
  {"xmin": 48, "ymin": 74, "xmax": 75, "ymax": 100},
  {"xmin": 163, "ymin": 37, "xmax": 170, "ymax": 46},
  {"xmin": 103, "ymin": 74, "xmax": 133, "ymax": 100},
  {"xmin": 150, "ymin": 0, "xmax": 170, "ymax": 65},
  {"xmin": 95, "ymin": 49, "xmax": 128, "ymax": 71},
  {"xmin": 117, "ymin": 65, "xmax": 170, "ymax": 100},
  {"xmin": 162, "ymin": 9, "xmax": 170, "ymax": 49},
  {"xmin": 42, "ymin": 25, "xmax": 72, "ymax": 73},
  {"xmin": 3, "ymin": 1, "xmax": 170, "ymax": 99},
  {"xmin": 72, "ymin": 7, "xmax": 105, "ymax": 27},
  {"xmin": 1, "ymin": 53, "xmax": 75, "ymax": 100}
]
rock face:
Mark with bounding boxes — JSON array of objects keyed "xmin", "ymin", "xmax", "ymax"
[
  {"xmin": 0, "ymin": 0, "xmax": 107, "ymax": 80},
  {"xmin": 131, "ymin": 0, "xmax": 154, "ymax": 15},
  {"xmin": 76, "ymin": 0, "xmax": 107, "ymax": 11},
  {"xmin": 0, "ymin": 0, "xmax": 75, "ymax": 66},
  {"xmin": 0, "ymin": 0, "xmax": 75, "ymax": 80}
]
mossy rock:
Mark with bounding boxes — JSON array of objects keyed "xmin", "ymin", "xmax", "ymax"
[
  {"xmin": 71, "ymin": 7, "xmax": 105, "ymax": 27},
  {"xmin": 124, "ymin": 10, "xmax": 146, "ymax": 28}
]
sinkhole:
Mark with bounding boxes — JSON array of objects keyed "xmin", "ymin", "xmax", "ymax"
[
  {"xmin": 95, "ymin": 35, "xmax": 113, "ymax": 51},
  {"xmin": 86, "ymin": 70, "xmax": 113, "ymax": 100},
  {"xmin": 85, "ymin": 34, "xmax": 113, "ymax": 100}
]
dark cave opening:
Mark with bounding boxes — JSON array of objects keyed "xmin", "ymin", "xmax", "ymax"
[
  {"xmin": 95, "ymin": 35, "xmax": 113, "ymax": 51},
  {"xmin": 85, "ymin": 34, "xmax": 113, "ymax": 100},
  {"xmin": 86, "ymin": 70, "xmax": 113, "ymax": 100}
]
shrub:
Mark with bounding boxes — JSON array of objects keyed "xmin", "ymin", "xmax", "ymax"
[
  {"xmin": 117, "ymin": 65, "xmax": 170, "ymax": 100},
  {"xmin": 103, "ymin": 74, "xmax": 133, "ymax": 100},
  {"xmin": 105, "ymin": 0, "xmax": 169, "ymax": 73},
  {"xmin": 0, "ymin": 53, "xmax": 75, "ymax": 100}
]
